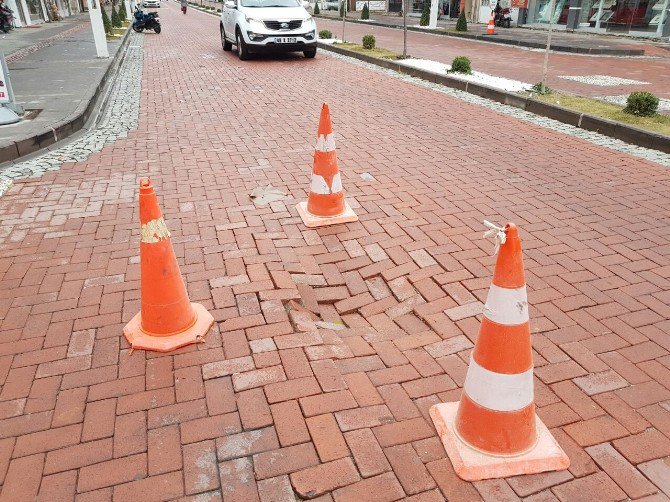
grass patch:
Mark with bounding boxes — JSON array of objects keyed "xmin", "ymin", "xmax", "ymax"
[
  {"xmin": 334, "ymin": 42, "xmax": 405, "ymax": 60},
  {"xmin": 535, "ymin": 92, "xmax": 670, "ymax": 137}
]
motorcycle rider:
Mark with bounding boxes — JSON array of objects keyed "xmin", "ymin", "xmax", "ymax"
[
  {"xmin": 493, "ymin": 0, "xmax": 502, "ymax": 24},
  {"xmin": 0, "ymin": 0, "xmax": 14, "ymax": 33}
]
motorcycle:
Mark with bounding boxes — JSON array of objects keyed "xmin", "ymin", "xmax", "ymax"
[
  {"xmin": 494, "ymin": 7, "xmax": 511, "ymax": 27},
  {"xmin": 0, "ymin": 5, "xmax": 14, "ymax": 33},
  {"xmin": 133, "ymin": 6, "xmax": 161, "ymax": 33}
]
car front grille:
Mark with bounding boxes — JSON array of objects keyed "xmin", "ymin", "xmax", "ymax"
[{"xmin": 263, "ymin": 19, "xmax": 302, "ymax": 30}]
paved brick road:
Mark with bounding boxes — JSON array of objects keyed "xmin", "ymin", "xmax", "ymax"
[
  {"xmin": 318, "ymin": 17, "xmax": 670, "ymax": 99},
  {"xmin": 1, "ymin": 3, "xmax": 670, "ymax": 500}
]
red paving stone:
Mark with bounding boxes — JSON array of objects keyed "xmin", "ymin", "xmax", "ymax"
[{"xmin": 1, "ymin": 3, "xmax": 670, "ymax": 501}]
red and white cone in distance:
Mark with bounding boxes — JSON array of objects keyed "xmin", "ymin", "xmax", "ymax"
[{"xmin": 430, "ymin": 222, "xmax": 569, "ymax": 481}]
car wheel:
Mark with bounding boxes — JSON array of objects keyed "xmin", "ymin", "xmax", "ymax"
[
  {"xmin": 221, "ymin": 26, "xmax": 232, "ymax": 51},
  {"xmin": 304, "ymin": 48, "xmax": 317, "ymax": 58},
  {"xmin": 236, "ymin": 30, "xmax": 250, "ymax": 60}
]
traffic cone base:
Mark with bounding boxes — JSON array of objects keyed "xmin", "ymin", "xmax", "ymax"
[
  {"xmin": 124, "ymin": 302, "xmax": 214, "ymax": 353},
  {"xmin": 430, "ymin": 399, "xmax": 569, "ymax": 482},
  {"xmin": 296, "ymin": 200, "xmax": 358, "ymax": 228}
]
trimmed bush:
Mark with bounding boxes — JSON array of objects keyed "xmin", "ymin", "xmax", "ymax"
[
  {"xmin": 339, "ymin": 0, "xmax": 344, "ymax": 16},
  {"xmin": 449, "ymin": 55, "xmax": 471, "ymax": 74},
  {"xmin": 361, "ymin": 2, "xmax": 369, "ymax": 19},
  {"xmin": 624, "ymin": 91, "xmax": 659, "ymax": 117},
  {"xmin": 362, "ymin": 34, "xmax": 375, "ymax": 49},
  {"xmin": 314, "ymin": 1, "xmax": 319, "ymax": 13},
  {"xmin": 111, "ymin": 4, "xmax": 122, "ymax": 28},
  {"xmin": 532, "ymin": 82, "xmax": 552, "ymax": 95},
  {"xmin": 119, "ymin": 1, "xmax": 127, "ymax": 21},
  {"xmin": 101, "ymin": 6, "xmax": 112, "ymax": 34},
  {"xmin": 420, "ymin": 1, "xmax": 430, "ymax": 26},
  {"xmin": 455, "ymin": 10, "xmax": 467, "ymax": 31},
  {"xmin": 319, "ymin": 29, "xmax": 332, "ymax": 38}
]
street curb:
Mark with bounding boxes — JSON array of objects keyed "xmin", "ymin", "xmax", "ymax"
[
  {"xmin": 318, "ymin": 42, "xmax": 670, "ymax": 154},
  {"xmin": 0, "ymin": 27, "xmax": 133, "ymax": 165},
  {"xmin": 314, "ymin": 16, "xmax": 646, "ymax": 56}
]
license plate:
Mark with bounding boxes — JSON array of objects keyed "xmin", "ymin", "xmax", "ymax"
[{"xmin": 275, "ymin": 37, "xmax": 297, "ymax": 43}]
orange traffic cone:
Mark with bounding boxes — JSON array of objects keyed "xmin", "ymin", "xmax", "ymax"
[
  {"xmin": 429, "ymin": 222, "xmax": 569, "ymax": 481},
  {"xmin": 123, "ymin": 179, "xmax": 214, "ymax": 352},
  {"xmin": 296, "ymin": 103, "xmax": 358, "ymax": 228},
  {"xmin": 487, "ymin": 13, "xmax": 495, "ymax": 35}
]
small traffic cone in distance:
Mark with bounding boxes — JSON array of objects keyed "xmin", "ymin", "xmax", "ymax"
[
  {"xmin": 123, "ymin": 178, "xmax": 214, "ymax": 352},
  {"xmin": 487, "ymin": 14, "xmax": 495, "ymax": 35},
  {"xmin": 296, "ymin": 103, "xmax": 358, "ymax": 228},
  {"xmin": 429, "ymin": 223, "xmax": 569, "ymax": 481}
]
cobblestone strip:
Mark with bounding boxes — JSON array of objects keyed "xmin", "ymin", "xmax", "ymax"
[
  {"xmin": 325, "ymin": 50, "xmax": 670, "ymax": 167},
  {"xmin": 6, "ymin": 21, "xmax": 91, "ymax": 63},
  {"xmin": 0, "ymin": 33, "xmax": 143, "ymax": 197}
]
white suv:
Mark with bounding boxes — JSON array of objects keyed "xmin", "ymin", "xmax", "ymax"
[{"xmin": 220, "ymin": 0, "xmax": 317, "ymax": 60}]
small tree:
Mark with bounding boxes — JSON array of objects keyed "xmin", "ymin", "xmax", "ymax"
[
  {"xmin": 339, "ymin": 0, "xmax": 344, "ymax": 16},
  {"xmin": 314, "ymin": 1, "xmax": 320, "ymax": 13},
  {"xmin": 119, "ymin": 1, "xmax": 127, "ymax": 22},
  {"xmin": 449, "ymin": 55, "xmax": 472, "ymax": 74},
  {"xmin": 420, "ymin": 1, "xmax": 430, "ymax": 25},
  {"xmin": 455, "ymin": 10, "xmax": 467, "ymax": 31},
  {"xmin": 101, "ymin": 6, "xmax": 113, "ymax": 35},
  {"xmin": 111, "ymin": 4, "xmax": 122, "ymax": 28},
  {"xmin": 624, "ymin": 91, "xmax": 659, "ymax": 116},
  {"xmin": 361, "ymin": 2, "xmax": 369, "ymax": 19}
]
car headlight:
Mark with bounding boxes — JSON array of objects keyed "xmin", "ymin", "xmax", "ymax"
[{"xmin": 245, "ymin": 16, "xmax": 265, "ymax": 30}]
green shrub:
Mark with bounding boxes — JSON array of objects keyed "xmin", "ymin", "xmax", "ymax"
[
  {"xmin": 420, "ymin": 1, "xmax": 430, "ymax": 25},
  {"xmin": 319, "ymin": 29, "xmax": 332, "ymax": 38},
  {"xmin": 101, "ymin": 6, "xmax": 112, "ymax": 34},
  {"xmin": 455, "ymin": 10, "xmax": 467, "ymax": 31},
  {"xmin": 339, "ymin": 0, "xmax": 344, "ymax": 16},
  {"xmin": 111, "ymin": 4, "xmax": 121, "ymax": 28},
  {"xmin": 624, "ymin": 91, "xmax": 659, "ymax": 117},
  {"xmin": 532, "ymin": 82, "xmax": 552, "ymax": 95},
  {"xmin": 362, "ymin": 34, "xmax": 375, "ymax": 49},
  {"xmin": 449, "ymin": 55, "xmax": 471, "ymax": 74},
  {"xmin": 314, "ymin": 1, "xmax": 319, "ymax": 13},
  {"xmin": 119, "ymin": 1, "xmax": 127, "ymax": 21},
  {"xmin": 361, "ymin": 2, "xmax": 369, "ymax": 19}
]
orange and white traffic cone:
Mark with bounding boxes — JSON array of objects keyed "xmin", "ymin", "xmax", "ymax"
[
  {"xmin": 123, "ymin": 178, "xmax": 214, "ymax": 352},
  {"xmin": 487, "ymin": 13, "xmax": 495, "ymax": 35},
  {"xmin": 429, "ymin": 222, "xmax": 569, "ymax": 481},
  {"xmin": 296, "ymin": 103, "xmax": 358, "ymax": 228}
]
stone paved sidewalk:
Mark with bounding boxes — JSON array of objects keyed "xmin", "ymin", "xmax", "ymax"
[{"xmin": 1, "ymin": 3, "xmax": 670, "ymax": 501}]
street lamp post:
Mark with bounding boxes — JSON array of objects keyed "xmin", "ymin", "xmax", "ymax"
[
  {"xmin": 342, "ymin": 0, "xmax": 347, "ymax": 41},
  {"xmin": 403, "ymin": 0, "xmax": 407, "ymax": 57}
]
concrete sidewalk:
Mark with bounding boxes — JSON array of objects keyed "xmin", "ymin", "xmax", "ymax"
[{"xmin": 0, "ymin": 16, "xmax": 128, "ymax": 164}]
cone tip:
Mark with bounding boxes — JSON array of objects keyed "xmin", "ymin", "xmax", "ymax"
[
  {"xmin": 504, "ymin": 222, "xmax": 519, "ymax": 240},
  {"xmin": 139, "ymin": 178, "xmax": 153, "ymax": 195}
]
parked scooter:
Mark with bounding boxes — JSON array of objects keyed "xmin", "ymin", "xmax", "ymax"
[
  {"xmin": 493, "ymin": 3, "xmax": 511, "ymax": 27},
  {"xmin": 0, "ymin": 4, "xmax": 14, "ymax": 33},
  {"xmin": 133, "ymin": 6, "xmax": 161, "ymax": 33}
]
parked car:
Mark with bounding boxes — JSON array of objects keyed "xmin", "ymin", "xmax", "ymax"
[
  {"xmin": 323, "ymin": 0, "xmax": 339, "ymax": 10},
  {"xmin": 220, "ymin": 0, "xmax": 317, "ymax": 60},
  {"xmin": 143, "ymin": 0, "xmax": 160, "ymax": 8}
]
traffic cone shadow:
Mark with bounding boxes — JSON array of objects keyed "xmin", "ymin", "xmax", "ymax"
[
  {"xmin": 296, "ymin": 103, "xmax": 358, "ymax": 228},
  {"xmin": 123, "ymin": 178, "xmax": 214, "ymax": 353},
  {"xmin": 430, "ymin": 222, "xmax": 569, "ymax": 481}
]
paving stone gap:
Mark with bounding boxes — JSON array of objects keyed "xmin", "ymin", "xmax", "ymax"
[{"xmin": 0, "ymin": 2, "xmax": 669, "ymax": 501}]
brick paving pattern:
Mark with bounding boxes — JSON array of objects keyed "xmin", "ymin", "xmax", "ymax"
[{"xmin": 1, "ymin": 3, "xmax": 670, "ymax": 501}]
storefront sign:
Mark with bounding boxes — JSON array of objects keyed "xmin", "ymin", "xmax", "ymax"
[
  {"xmin": 511, "ymin": 0, "xmax": 527, "ymax": 8},
  {"xmin": 355, "ymin": 0, "xmax": 385, "ymax": 9}
]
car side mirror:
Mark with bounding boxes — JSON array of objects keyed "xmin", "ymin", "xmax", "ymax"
[{"xmin": 224, "ymin": 0, "xmax": 236, "ymax": 8}]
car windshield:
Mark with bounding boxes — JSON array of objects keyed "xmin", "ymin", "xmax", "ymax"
[{"xmin": 240, "ymin": 0, "xmax": 299, "ymax": 7}]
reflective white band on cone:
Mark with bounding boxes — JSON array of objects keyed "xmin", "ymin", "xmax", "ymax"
[
  {"xmin": 463, "ymin": 357, "xmax": 534, "ymax": 412},
  {"xmin": 310, "ymin": 173, "xmax": 342, "ymax": 195},
  {"xmin": 483, "ymin": 284, "xmax": 529, "ymax": 326},
  {"xmin": 315, "ymin": 133, "xmax": 336, "ymax": 152}
]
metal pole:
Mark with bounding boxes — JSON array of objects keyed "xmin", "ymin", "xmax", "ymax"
[
  {"xmin": 403, "ymin": 0, "xmax": 407, "ymax": 56},
  {"xmin": 594, "ymin": 0, "xmax": 603, "ymax": 28},
  {"xmin": 657, "ymin": 0, "xmax": 669, "ymax": 36},
  {"xmin": 342, "ymin": 0, "xmax": 346, "ymax": 41},
  {"xmin": 541, "ymin": 0, "xmax": 555, "ymax": 94}
]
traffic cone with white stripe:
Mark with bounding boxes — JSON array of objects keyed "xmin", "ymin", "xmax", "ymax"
[
  {"xmin": 296, "ymin": 103, "xmax": 358, "ymax": 228},
  {"xmin": 123, "ymin": 178, "xmax": 214, "ymax": 352},
  {"xmin": 486, "ymin": 12, "xmax": 495, "ymax": 35},
  {"xmin": 430, "ymin": 222, "xmax": 569, "ymax": 481}
]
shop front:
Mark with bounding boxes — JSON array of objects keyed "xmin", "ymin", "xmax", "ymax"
[{"xmin": 527, "ymin": 0, "xmax": 669, "ymax": 34}]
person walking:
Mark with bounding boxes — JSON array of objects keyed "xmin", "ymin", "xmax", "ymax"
[{"xmin": 181, "ymin": 0, "xmax": 187, "ymax": 13}]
